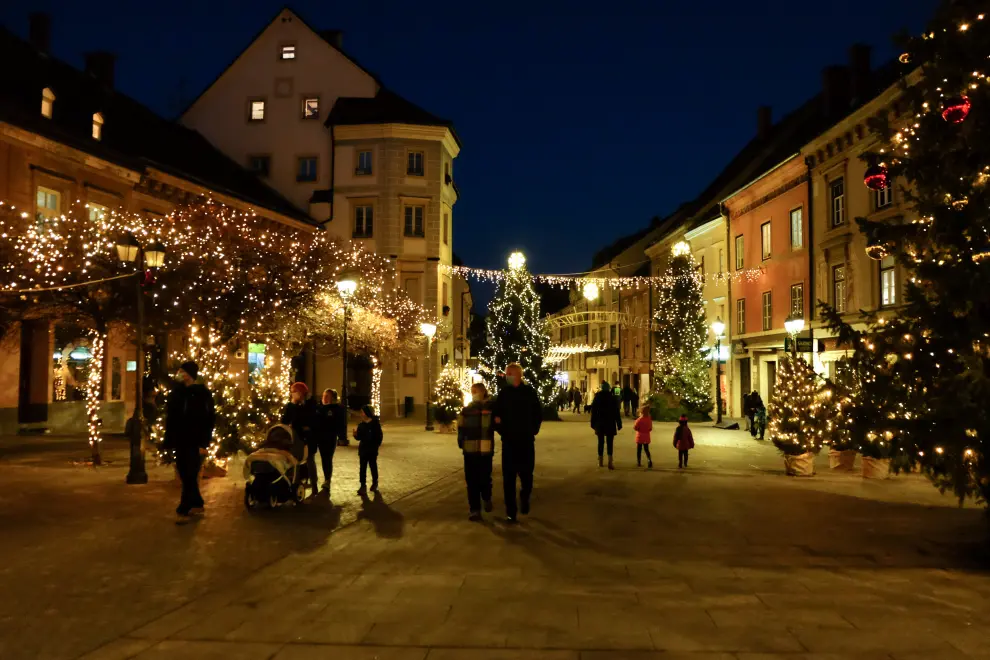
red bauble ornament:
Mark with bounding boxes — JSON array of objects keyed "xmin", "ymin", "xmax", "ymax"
[
  {"xmin": 142, "ymin": 270, "xmax": 156, "ymax": 287},
  {"xmin": 864, "ymin": 164, "xmax": 889, "ymax": 191},
  {"xmin": 941, "ymin": 96, "xmax": 971, "ymax": 124}
]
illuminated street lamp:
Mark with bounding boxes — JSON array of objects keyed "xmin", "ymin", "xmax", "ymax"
[
  {"xmin": 784, "ymin": 316, "xmax": 805, "ymax": 357},
  {"xmin": 582, "ymin": 281, "xmax": 599, "ymax": 302},
  {"xmin": 710, "ymin": 317, "xmax": 726, "ymax": 425},
  {"xmin": 420, "ymin": 322, "xmax": 438, "ymax": 431},
  {"xmin": 337, "ymin": 274, "xmax": 358, "ymax": 422}
]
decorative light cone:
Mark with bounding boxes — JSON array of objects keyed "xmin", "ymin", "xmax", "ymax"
[
  {"xmin": 865, "ymin": 239, "xmax": 889, "ymax": 261},
  {"xmin": 863, "ymin": 164, "xmax": 889, "ymax": 191},
  {"xmin": 941, "ymin": 96, "xmax": 971, "ymax": 124}
]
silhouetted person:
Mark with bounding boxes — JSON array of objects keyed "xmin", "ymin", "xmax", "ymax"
[
  {"xmin": 492, "ymin": 363, "xmax": 543, "ymax": 523},
  {"xmin": 591, "ymin": 382, "xmax": 622, "ymax": 469},
  {"xmin": 457, "ymin": 382, "xmax": 495, "ymax": 520},
  {"xmin": 165, "ymin": 361, "xmax": 215, "ymax": 522}
]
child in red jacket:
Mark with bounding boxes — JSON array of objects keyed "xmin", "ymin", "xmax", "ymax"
[
  {"xmin": 673, "ymin": 415, "xmax": 695, "ymax": 468},
  {"xmin": 633, "ymin": 405, "xmax": 653, "ymax": 468}
]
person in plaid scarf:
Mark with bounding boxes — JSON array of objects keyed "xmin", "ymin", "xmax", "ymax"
[{"xmin": 457, "ymin": 382, "xmax": 495, "ymax": 521}]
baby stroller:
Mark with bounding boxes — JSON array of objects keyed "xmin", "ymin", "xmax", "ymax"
[{"xmin": 243, "ymin": 424, "xmax": 309, "ymax": 510}]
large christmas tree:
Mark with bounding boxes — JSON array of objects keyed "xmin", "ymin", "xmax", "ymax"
[
  {"xmin": 821, "ymin": 0, "xmax": 989, "ymax": 503},
  {"xmin": 479, "ymin": 252, "xmax": 555, "ymax": 402},
  {"xmin": 653, "ymin": 245, "xmax": 712, "ymax": 414}
]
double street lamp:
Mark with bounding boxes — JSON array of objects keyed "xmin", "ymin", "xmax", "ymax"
[
  {"xmin": 710, "ymin": 317, "xmax": 725, "ymax": 425},
  {"xmin": 115, "ymin": 232, "xmax": 166, "ymax": 486},
  {"xmin": 420, "ymin": 322, "xmax": 437, "ymax": 431}
]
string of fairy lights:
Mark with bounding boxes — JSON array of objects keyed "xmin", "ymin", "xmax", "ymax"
[{"xmin": 441, "ymin": 262, "xmax": 765, "ymax": 289}]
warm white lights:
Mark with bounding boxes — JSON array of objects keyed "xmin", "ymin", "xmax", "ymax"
[
  {"xmin": 508, "ymin": 251, "xmax": 526, "ymax": 271},
  {"xmin": 420, "ymin": 322, "xmax": 437, "ymax": 339},
  {"xmin": 583, "ymin": 281, "xmax": 599, "ymax": 301}
]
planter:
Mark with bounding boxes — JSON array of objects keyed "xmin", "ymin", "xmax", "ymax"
[
  {"xmin": 862, "ymin": 456, "xmax": 892, "ymax": 480},
  {"xmin": 828, "ymin": 448, "xmax": 858, "ymax": 471},
  {"xmin": 434, "ymin": 423, "xmax": 456, "ymax": 434},
  {"xmin": 783, "ymin": 452, "xmax": 816, "ymax": 477}
]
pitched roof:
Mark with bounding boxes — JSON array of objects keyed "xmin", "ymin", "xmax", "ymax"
[
  {"xmin": 327, "ymin": 88, "xmax": 461, "ymax": 146},
  {"xmin": 0, "ymin": 27, "xmax": 310, "ymax": 223}
]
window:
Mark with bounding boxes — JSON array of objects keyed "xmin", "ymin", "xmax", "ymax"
[
  {"xmin": 880, "ymin": 255, "xmax": 896, "ymax": 307},
  {"xmin": 442, "ymin": 282, "xmax": 448, "ymax": 311},
  {"xmin": 697, "ymin": 255, "xmax": 705, "ymax": 280},
  {"xmin": 249, "ymin": 100, "xmax": 265, "ymax": 122},
  {"xmin": 41, "ymin": 87, "xmax": 55, "ymax": 118},
  {"xmin": 790, "ymin": 207, "xmax": 803, "ymax": 248},
  {"xmin": 443, "ymin": 213, "xmax": 449, "ymax": 245},
  {"xmin": 736, "ymin": 298, "xmax": 745, "ymax": 335},
  {"xmin": 403, "ymin": 358, "xmax": 417, "ymax": 377},
  {"xmin": 445, "ymin": 162, "xmax": 451, "ymax": 184},
  {"xmin": 247, "ymin": 155, "xmax": 270, "ymax": 177},
  {"xmin": 280, "ymin": 45, "xmax": 296, "ymax": 60},
  {"xmin": 591, "ymin": 328, "xmax": 598, "ymax": 345},
  {"xmin": 610, "ymin": 325, "xmax": 617, "ymax": 348},
  {"xmin": 403, "ymin": 277, "xmax": 421, "ymax": 303},
  {"xmin": 761, "ymin": 221, "xmax": 772, "ymax": 260},
  {"xmin": 830, "ymin": 178, "xmax": 845, "ymax": 227},
  {"xmin": 404, "ymin": 206, "xmax": 425, "ymax": 237},
  {"xmin": 92, "ymin": 112, "xmax": 103, "ymax": 141},
  {"xmin": 87, "ymin": 203, "xmax": 108, "ymax": 223},
  {"xmin": 761, "ymin": 291, "xmax": 772, "ymax": 331},
  {"xmin": 407, "ymin": 151, "xmax": 424, "ymax": 176},
  {"xmin": 247, "ymin": 343, "xmax": 266, "ymax": 377},
  {"xmin": 354, "ymin": 205, "xmax": 373, "ymax": 238},
  {"xmin": 36, "ymin": 186, "xmax": 60, "ymax": 223},
  {"xmin": 356, "ymin": 150, "xmax": 372, "ymax": 175},
  {"xmin": 296, "ymin": 156, "xmax": 317, "ymax": 182},
  {"xmin": 302, "ymin": 97, "xmax": 319, "ymax": 119},
  {"xmin": 833, "ymin": 265, "xmax": 847, "ymax": 313},
  {"xmin": 735, "ymin": 235, "xmax": 744, "ymax": 270},
  {"xmin": 790, "ymin": 283, "xmax": 804, "ymax": 318},
  {"xmin": 875, "ymin": 182, "xmax": 893, "ymax": 209},
  {"xmin": 718, "ymin": 248, "xmax": 724, "ymax": 274}
]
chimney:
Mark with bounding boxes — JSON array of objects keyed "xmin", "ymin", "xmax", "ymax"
[
  {"xmin": 29, "ymin": 12, "xmax": 51, "ymax": 54},
  {"xmin": 821, "ymin": 65, "xmax": 850, "ymax": 117},
  {"xmin": 84, "ymin": 51, "xmax": 116, "ymax": 89},
  {"xmin": 757, "ymin": 105, "xmax": 772, "ymax": 139},
  {"xmin": 320, "ymin": 29, "xmax": 343, "ymax": 49},
  {"xmin": 849, "ymin": 43, "xmax": 872, "ymax": 103}
]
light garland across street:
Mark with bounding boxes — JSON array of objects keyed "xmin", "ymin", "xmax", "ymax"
[{"xmin": 441, "ymin": 263, "xmax": 765, "ymax": 289}]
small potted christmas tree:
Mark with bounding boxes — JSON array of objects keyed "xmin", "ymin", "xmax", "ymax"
[
  {"xmin": 818, "ymin": 379, "xmax": 857, "ymax": 471},
  {"xmin": 768, "ymin": 354, "xmax": 822, "ymax": 476},
  {"xmin": 433, "ymin": 367, "xmax": 464, "ymax": 434}
]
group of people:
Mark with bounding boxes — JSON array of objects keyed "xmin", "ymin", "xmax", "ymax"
[
  {"xmin": 742, "ymin": 389, "xmax": 767, "ymax": 440},
  {"xmin": 560, "ymin": 383, "xmax": 642, "ymax": 417},
  {"xmin": 588, "ymin": 382, "xmax": 695, "ymax": 470}
]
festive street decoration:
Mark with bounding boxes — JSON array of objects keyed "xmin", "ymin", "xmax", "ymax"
[
  {"xmin": 768, "ymin": 355, "xmax": 822, "ymax": 456},
  {"xmin": 865, "ymin": 239, "xmax": 890, "ymax": 261},
  {"xmin": 941, "ymin": 95, "xmax": 971, "ymax": 123},
  {"xmin": 432, "ymin": 366, "xmax": 464, "ymax": 426},
  {"xmin": 546, "ymin": 343, "xmax": 607, "ymax": 363},
  {"xmin": 478, "ymin": 252, "xmax": 555, "ymax": 402},
  {"xmin": 652, "ymin": 250, "xmax": 712, "ymax": 415},
  {"xmin": 85, "ymin": 332, "xmax": 105, "ymax": 464},
  {"xmin": 863, "ymin": 164, "xmax": 889, "ymax": 191}
]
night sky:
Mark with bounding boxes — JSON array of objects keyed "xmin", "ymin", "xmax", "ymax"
[{"xmin": 3, "ymin": 0, "xmax": 934, "ymax": 307}]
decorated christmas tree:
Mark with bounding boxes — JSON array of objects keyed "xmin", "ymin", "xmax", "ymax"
[
  {"xmin": 478, "ymin": 252, "xmax": 555, "ymax": 402},
  {"xmin": 821, "ymin": 1, "xmax": 990, "ymax": 503},
  {"xmin": 653, "ymin": 243, "xmax": 712, "ymax": 415},
  {"xmin": 433, "ymin": 366, "xmax": 465, "ymax": 426},
  {"xmin": 768, "ymin": 355, "xmax": 822, "ymax": 456}
]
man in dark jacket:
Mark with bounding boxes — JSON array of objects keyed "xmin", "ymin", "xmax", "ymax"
[
  {"xmin": 491, "ymin": 363, "xmax": 543, "ymax": 523},
  {"xmin": 591, "ymin": 382, "xmax": 622, "ymax": 469},
  {"xmin": 164, "ymin": 361, "xmax": 215, "ymax": 521},
  {"xmin": 457, "ymin": 382, "xmax": 495, "ymax": 520}
]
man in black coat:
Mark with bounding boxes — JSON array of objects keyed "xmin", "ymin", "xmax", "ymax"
[
  {"xmin": 591, "ymin": 382, "xmax": 622, "ymax": 469},
  {"xmin": 491, "ymin": 363, "xmax": 543, "ymax": 523},
  {"xmin": 164, "ymin": 361, "xmax": 215, "ymax": 521}
]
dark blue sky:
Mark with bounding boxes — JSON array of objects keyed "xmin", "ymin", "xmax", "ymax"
[{"xmin": 4, "ymin": 0, "xmax": 933, "ymax": 281}]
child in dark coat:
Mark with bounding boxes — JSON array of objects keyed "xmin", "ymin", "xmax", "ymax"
[
  {"xmin": 353, "ymin": 405, "xmax": 383, "ymax": 495},
  {"xmin": 673, "ymin": 414, "xmax": 695, "ymax": 468}
]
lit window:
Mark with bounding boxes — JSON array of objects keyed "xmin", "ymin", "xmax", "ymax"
[
  {"xmin": 404, "ymin": 206, "xmax": 425, "ymax": 237},
  {"xmin": 875, "ymin": 182, "xmax": 893, "ymax": 209},
  {"xmin": 790, "ymin": 207, "xmax": 803, "ymax": 248},
  {"xmin": 296, "ymin": 156, "xmax": 317, "ymax": 182},
  {"xmin": 880, "ymin": 256, "xmax": 896, "ymax": 306},
  {"xmin": 92, "ymin": 112, "xmax": 103, "ymax": 140},
  {"xmin": 280, "ymin": 45, "xmax": 296, "ymax": 60},
  {"xmin": 790, "ymin": 283, "xmax": 804, "ymax": 318},
  {"xmin": 248, "ymin": 343, "xmax": 266, "ymax": 376},
  {"xmin": 247, "ymin": 155, "xmax": 270, "ymax": 177},
  {"xmin": 407, "ymin": 151, "xmax": 424, "ymax": 176},
  {"xmin": 354, "ymin": 205, "xmax": 374, "ymax": 238},
  {"xmin": 87, "ymin": 203, "xmax": 108, "ymax": 223},
  {"xmin": 762, "ymin": 291, "xmax": 772, "ymax": 331},
  {"xmin": 761, "ymin": 221, "xmax": 771, "ymax": 260},
  {"xmin": 249, "ymin": 100, "xmax": 265, "ymax": 122},
  {"xmin": 830, "ymin": 178, "xmax": 845, "ymax": 227},
  {"xmin": 302, "ymin": 97, "xmax": 319, "ymax": 119},
  {"xmin": 41, "ymin": 87, "xmax": 55, "ymax": 118},
  {"xmin": 734, "ymin": 235, "xmax": 744, "ymax": 270},
  {"xmin": 36, "ymin": 186, "xmax": 60, "ymax": 224},
  {"xmin": 833, "ymin": 265, "xmax": 847, "ymax": 313},
  {"xmin": 443, "ymin": 213, "xmax": 449, "ymax": 245},
  {"xmin": 736, "ymin": 298, "xmax": 745, "ymax": 335},
  {"xmin": 356, "ymin": 150, "xmax": 372, "ymax": 175}
]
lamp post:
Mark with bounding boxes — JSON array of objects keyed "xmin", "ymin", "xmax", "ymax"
[
  {"xmin": 420, "ymin": 322, "xmax": 437, "ymax": 431},
  {"xmin": 336, "ymin": 276, "xmax": 358, "ymax": 421},
  {"xmin": 710, "ymin": 317, "xmax": 726, "ymax": 425},
  {"xmin": 115, "ymin": 232, "xmax": 166, "ymax": 485},
  {"xmin": 784, "ymin": 316, "xmax": 806, "ymax": 358}
]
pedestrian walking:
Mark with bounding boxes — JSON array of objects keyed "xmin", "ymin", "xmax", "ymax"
[
  {"xmin": 747, "ymin": 390, "xmax": 763, "ymax": 437},
  {"xmin": 281, "ymin": 382, "xmax": 317, "ymax": 493},
  {"xmin": 633, "ymin": 404, "xmax": 653, "ymax": 468},
  {"xmin": 572, "ymin": 387, "xmax": 583, "ymax": 413},
  {"xmin": 753, "ymin": 404, "xmax": 767, "ymax": 441},
  {"xmin": 591, "ymin": 382, "xmax": 622, "ymax": 470},
  {"xmin": 457, "ymin": 382, "xmax": 495, "ymax": 521},
  {"xmin": 164, "ymin": 361, "xmax": 215, "ymax": 522},
  {"xmin": 621, "ymin": 385, "xmax": 634, "ymax": 417},
  {"xmin": 491, "ymin": 363, "xmax": 543, "ymax": 523},
  {"xmin": 353, "ymin": 405, "xmax": 383, "ymax": 495},
  {"xmin": 313, "ymin": 388, "xmax": 340, "ymax": 494},
  {"xmin": 631, "ymin": 386, "xmax": 640, "ymax": 416},
  {"xmin": 673, "ymin": 414, "xmax": 695, "ymax": 468},
  {"xmin": 742, "ymin": 391, "xmax": 753, "ymax": 432},
  {"xmin": 325, "ymin": 389, "xmax": 349, "ymax": 446}
]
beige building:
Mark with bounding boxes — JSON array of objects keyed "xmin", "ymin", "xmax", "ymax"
[{"xmin": 180, "ymin": 7, "xmax": 465, "ymax": 418}]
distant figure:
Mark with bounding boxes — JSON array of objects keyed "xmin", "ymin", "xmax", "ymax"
[
  {"xmin": 631, "ymin": 386, "xmax": 640, "ymax": 416},
  {"xmin": 491, "ymin": 363, "xmax": 543, "ymax": 523},
  {"xmin": 353, "ymin": 405, "xmax": 383, "ymax": 495},
  {"xmin": 621, "ymin": 385, "xmax": 634, "ymax": 417},
  {"xmin": 633, "ymin": 404, "xmax": 653, "ymax": 468},
  {"xmin": 591, "ymin": 382, "xmax": 622, "ymax": 470},
  {"xmin": 673, "ymin": 414, "xmax": 695, "ymax": 468},
  {"xmin": 569, "ymin": 385, "xmax": 581, "ymax": 413},
  {"xmin": 753, "ymin": 405, "xmax": 767, "ymax": 441},
  {"xmin": 165, "ymin": 361, "xmax": 215, "ymax": 522},
  {"xmin": 457, "ymin": 382, "xmax": 495, "ymax": 521},
  {"xmin": 746, "ymin": 390, "xmax": 764, "ymax": 437}
]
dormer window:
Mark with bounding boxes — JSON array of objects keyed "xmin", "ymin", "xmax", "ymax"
[
  {"xmin": 41, "ymin": 88, "xmax": 55, "ymax": 118},
  {"xmin": 92, "ymin": 113, "xmax": 104, "ymax": 140},
  {"xmin": 280, "ymin": 45, "xmax": 296, "ymax": 60}
]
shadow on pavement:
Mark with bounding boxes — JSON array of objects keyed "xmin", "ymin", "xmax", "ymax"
[{"xmin": 357, "ymin": 490, "xmax": 405, "ymax": 538}]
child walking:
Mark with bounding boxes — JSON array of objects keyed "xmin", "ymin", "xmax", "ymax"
[
  {"xmin": 673, "ymin": 414, "xmax": 695, "ymax": 468},
  {"xmin": 353, "ymin": 405, "xmax": 383, "ymax": 495},
  {"xmin": 633, "ymin": 404, "xmax": 653, "ymax": 468}
]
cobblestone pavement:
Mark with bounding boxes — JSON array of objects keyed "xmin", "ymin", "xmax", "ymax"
[{"xmin": 2, "ymin": 414, "xmax": 989, "ymax": 660}]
